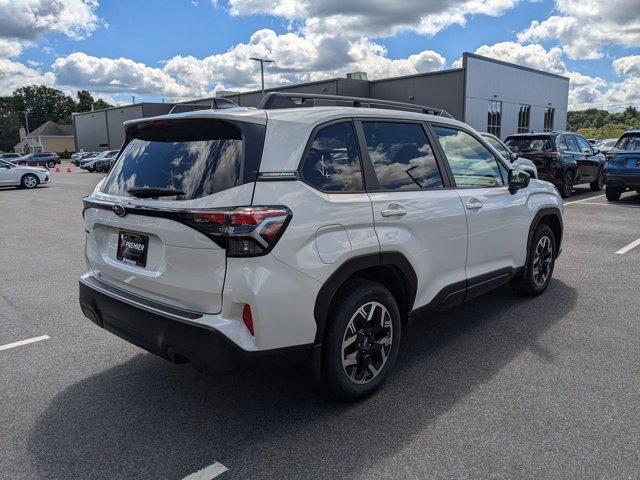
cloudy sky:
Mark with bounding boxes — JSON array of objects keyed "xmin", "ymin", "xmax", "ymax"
[{"xmin": 1, "ymin": 0, "xmax": 639, "ymax": 110}]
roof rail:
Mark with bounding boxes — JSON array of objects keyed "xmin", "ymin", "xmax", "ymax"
[
  {"xmin": 257, "ymin": 92, "xmax": 453, "ymax": 118},
  {"xmin": 169, "ymin": 97, "xmax": 238, "ymax": 114}
]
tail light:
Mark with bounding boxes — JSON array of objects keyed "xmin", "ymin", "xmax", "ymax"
[
  {"xmin": 182, "ymin": 206, "xmax": 291, "ymax": 257},
  {"xmin": 242, "ymin": 304, "xmax": 254, "ymax": 335}
]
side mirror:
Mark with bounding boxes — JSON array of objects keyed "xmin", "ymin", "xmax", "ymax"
[
  {"xmin": 508, "ymin": 169, "xmax": 530, "ymax": 194},
  {"xmin": 593, "ymin": 148, "xmax": 601, "ymax": 155},
  {"xmin": 509, "ymin": 152, "xmax": 518, "ymax": 162}
]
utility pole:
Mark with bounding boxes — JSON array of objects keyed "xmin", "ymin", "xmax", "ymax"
[
  {"xmin": 17, "ymin": 110, "xmax": 30, "ymax": 134},
  {"xmin": 249, "ymin": 57, "xmax": 274, "ymax": 97}
]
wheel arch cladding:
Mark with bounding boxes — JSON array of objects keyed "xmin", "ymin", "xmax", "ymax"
[
  {"xmin": 313, "ymin": 252, "xmax": 417, "ymax": 343},
  {"xmin": 528, "ymin": 207, "xmax": 563, "ymax": 259}
]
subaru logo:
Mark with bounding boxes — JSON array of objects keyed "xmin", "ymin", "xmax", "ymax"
[{"xmin": 112, "ymin": 204, "xmax": 127, "ymax": 217}]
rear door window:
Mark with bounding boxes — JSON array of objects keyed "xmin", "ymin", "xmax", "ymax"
[
  {"xmin": 361, "ymin": 121, "xmax": 443, "ymax": 190},
  {"xmin": 301, "ymin": 121, "xmax": 364, "ymax": 192},
  {"xmin": 565, "ymin": 135, "xmax": 579, "ymax": 152},
  {"xmin": 101, "ymin": 119, "xmax": 250, "ymax": 200}
]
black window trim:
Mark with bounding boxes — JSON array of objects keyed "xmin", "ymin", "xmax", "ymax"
[
  {"xmin": 427, "ymin": 122, "xmax": 512, "ymax": 190},
  {"xmin": 296, "ymin": 118, "xmax": 368, "ymax": 194},
  {"xmin": 355, "ymin": 117, "xmax": 453, "ymax": 192}
]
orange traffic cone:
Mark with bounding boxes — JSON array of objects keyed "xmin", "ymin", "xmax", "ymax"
[
  {"xmin": 54, "ymin": 164, "xmax": 61, "ymax": 173},
  {"xmin": 66, "ymin": 165, "xmax": 73, "ymax": 173}
]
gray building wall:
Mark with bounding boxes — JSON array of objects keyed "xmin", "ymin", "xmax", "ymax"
[
  {"xmin": 463, "ymin": 53, "xmax": 569, "ymax": 139},
  {"xmin": 369, "ymin": 70, "xmax": 465, "ymax": 120},
  {"xmin": 72, "ymin": 110, "xmax": 109, "ymax": 152},
  {"xmin": 73, "ymin": 103, "xmax": 172, "ymax": 151}
]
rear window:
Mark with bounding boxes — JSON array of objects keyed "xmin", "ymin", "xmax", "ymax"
[
  {"xmin": 505, "ymin": 136, "xmax": 553, "ymax": 152},
  {"xmin": 101, "ymin": 119, "xmax": 248, "ymax": 200},
  {"xmin": 615, "ymin": 133, "xmax": 640, "ymax": 151}
]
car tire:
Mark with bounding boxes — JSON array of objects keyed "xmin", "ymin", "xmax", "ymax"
[
  {"xmin": 510, "ymin": 224, "xmax": 556, "ymax": 296},
  {"xmin": 590, "ymin": 169, "xmax": 604, "ymax": 191},
  {"xmin": 20, "ymin": 173, "xmax": 39, "ymax": 189},
  {"xmin": 606, "ymin": 186, "xmax": 622, "ymax": 201},
  {"xmin": 559, "ymin": 170, "xmax": 574, "ymax": 198},
  {"xmin": 47, "ymin": 161, "xmax": 56, "ymax": 169},
  {"xmin": 322, "ymin": 279, "xmax": 401, "ymax": 401}
]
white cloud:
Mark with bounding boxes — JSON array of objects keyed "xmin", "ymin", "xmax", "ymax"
[
  {"xmin": 517, "ymin": 0, "xmax": 640, "ymax": 59},
  {"xmin": 613, "ymin": 55, "xmax": 640, "ymax": 77},
  {"xmin": 0, "ymin": 39, "xmax": 23, "ymax": 58},
  {"xmin": 0, "ymin": 58, "xmax": 54, "ymax": 95},
  {"xmin": 451, "ymin": 42, "xmax": 565, "ymax": 73},
  {"xmin": 228, "ymin": 0, "xmax": 519, "ymax": 37},
  {"xmin": 52, "ymin": 52, "xmax": 193, "ymax": 98},
  {"xmin": 0, "ymin": 0, "xmax": 100, "ymax": 41}
]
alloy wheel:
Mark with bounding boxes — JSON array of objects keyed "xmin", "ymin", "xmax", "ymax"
[
  {"xmin": 24, "ymin": 176, "xmax": 37, "ymax": 188},
  {"xmin": 341, "ymin": 301, "xmax": 393, "ymax": 385},
  {"xmin": 532, "ymin": 235, "xmax": 553, "ymax": 287}
]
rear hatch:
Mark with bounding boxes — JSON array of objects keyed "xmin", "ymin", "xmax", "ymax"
[
  {"xmin": 83, "ymin": 115, "xmax": 266, "ymax": 314},
  {"xmin": 505, "ymin": 135, "xmax": 555, "ymax": 177}
]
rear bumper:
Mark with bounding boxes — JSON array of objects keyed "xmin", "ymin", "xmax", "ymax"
[
  {"xmin": 79, "ymin": 274, "xmax": 313, "ymax": 373},
  {"xmin": 604, "ymin": 173, "xmax": 640, "ymax": 189}
]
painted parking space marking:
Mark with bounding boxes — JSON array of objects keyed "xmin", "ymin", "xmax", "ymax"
[
  {"xmin": 564, "ymin": 194, "xmax": 605, "ymax": 205},
  {"xmin": 615, "ymin": 237, "xmax": 640, "ymax": 255},
  {"xmin": 0, "ymin": 335, "xmax": 50, "ymax": 352},
  {"xmin": 182, "ymin": 462, "xmax": 228, "ymax": 480}
]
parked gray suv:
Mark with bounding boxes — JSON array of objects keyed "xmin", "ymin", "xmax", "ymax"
[{"xmin": 18, "ymin": 152, "xmax": 61, "ymax": 168}]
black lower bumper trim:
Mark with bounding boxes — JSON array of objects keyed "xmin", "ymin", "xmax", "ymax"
[{"xmin": 79, "ymin": 280, "xmax": 313, "ymax": 373}]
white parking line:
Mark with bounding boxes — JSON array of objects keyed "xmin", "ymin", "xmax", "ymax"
[
  {"xmin": 182, "ymin": 462, "xmax": 228, "ymax": 480},
  {"xmin": 615, "ymin": 237, "xmax": 640, "ymax": 255},
  {"xmin": 0, "ymin": 335, "xmax": 50, "ymax": 352},
  {"xmin": 564, "ymin": 194, "xmax": 605, "ymax": 205}
]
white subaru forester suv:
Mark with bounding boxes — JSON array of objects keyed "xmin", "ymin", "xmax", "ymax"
[{"xmin": 79, "ymin": 93, "xmax": 564, "ymax": 400}]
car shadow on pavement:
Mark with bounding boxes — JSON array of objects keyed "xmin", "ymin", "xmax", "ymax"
[{"xmin": 27, "ymin": 280, "xmax": 577, "ymax": 480}]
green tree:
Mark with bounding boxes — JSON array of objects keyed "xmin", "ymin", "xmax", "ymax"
[
  {"xmin": 0, "ymin": 97, "xmax": 21, "ymax": 152},
  {"xmin": 12, "ymin": 85, "xmax": 76, "ymax": 132},
  {"xmin": 75, "ymin": 90, "xmax": 113, "ymax": 112}
]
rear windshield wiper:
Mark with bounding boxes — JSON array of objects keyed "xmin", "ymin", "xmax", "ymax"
[{"xmin": 127, "ymin": 187, "xmax": 185, "ymax": 198}]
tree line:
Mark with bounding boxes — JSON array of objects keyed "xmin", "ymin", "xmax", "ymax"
[
  {"xmin": 568, "ymin": 106, "xmax": 639, "ymax": 140},
  {"xmin": 0, "ymin": 85, "xmax": 113, "ymax": 152}
]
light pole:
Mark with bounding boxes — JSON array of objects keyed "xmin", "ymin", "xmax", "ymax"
[{"xmin": 249, "ymin": 57, "xmax": 274, "ymax": 97}]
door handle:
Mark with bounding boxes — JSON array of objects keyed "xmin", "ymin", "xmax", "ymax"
[
  {"xmin": 381, "ymin": 204, "xmax": 407, "ymax": 217},
  {"xmin": 466, "ymin": 198, "xmax": 483, "ymax": 211}
]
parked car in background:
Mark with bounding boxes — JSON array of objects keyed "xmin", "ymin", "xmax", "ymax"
[
  {"xmin": 17, "ymin": 152, "xmax": 61, "ymax": 169},
  {"xmin": 480, "ymin": 132, "xmax": 538, "ymax": 179},
  {"xmin": 505, "ymin": 132, "xmax": 605, "ymax": 198},
  {"xmin": 73, "ymin": 152, "xmax": 96, "ymax": 166},
  {"xmin": 0, "ymin": 153, "xmax": 23, "ymax": 163},
  {"xmin": 587, "ymin": 139, "xmax": 597, "ymax": 145},
  {"xmin": 94, "ymin": 150, "xmax": 120, "ymax": 172},
  {"xmin": 81, "ymin": 150, "xmax": 119, "ymax": 172},
  {"xmin": 604, "ymin": 129, "xmax": 640, "ymax": 201},
  {"xmin": 595, "ymin": 138, "xmax": 618, "ymax": 154},
  {"xmin": 0, "ymin": 159, "xmax": 50, "ymax": 189},
  {"xmin": 79, "ymin": 93, "xmax": 564, "ymax": 400}
]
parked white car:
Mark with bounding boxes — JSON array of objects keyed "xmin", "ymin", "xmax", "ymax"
[
  {"xmin": 0, "ymin": 159, "xmax": 50, "ymax": 189},
  {"xmin": 79, "ymin": 93, "xmax": 564, "ymax": 400}
]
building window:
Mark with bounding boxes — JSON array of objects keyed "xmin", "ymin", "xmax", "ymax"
[
  {"xmin": 544, "ymin": 107, "xmax": 555, "ymax": 132},
  {"xmin": 487, "ymin": 100, "xmax": 502, "ymax": 138},
  {"xmin": 517, "ymin": 104, "xmax": 531, "ymax": 133}
]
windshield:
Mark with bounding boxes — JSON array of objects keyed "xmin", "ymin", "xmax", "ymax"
[
  {"xmin": 101, "ymin": 119, "xmax": 244, "ymax": 200},
  {"xmin": 614, "ymin": 134, "xmax": 640, "ymax": 151},
  {"xmin": 505, "ymin": 136, "xmax": 553, "ymax": 152}
]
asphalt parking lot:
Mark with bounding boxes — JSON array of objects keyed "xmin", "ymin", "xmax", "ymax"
[{"xmin": 1, "ymin": 169, "xmax": 640, "ymax": 479}]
